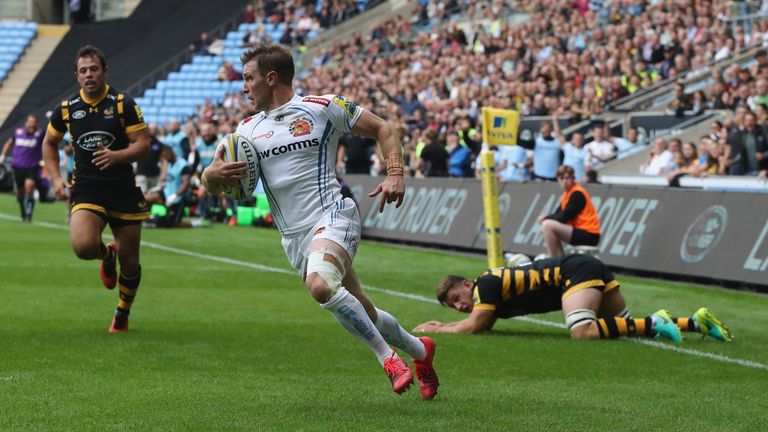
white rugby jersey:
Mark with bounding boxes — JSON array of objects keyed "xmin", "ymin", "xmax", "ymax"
[{"xmin": 236, "ymin": 93, "xmax": 363, "ymax": 234}]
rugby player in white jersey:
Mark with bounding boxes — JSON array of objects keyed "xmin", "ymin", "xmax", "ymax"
[{"xmin": 201, "ymin": 43, "xmax": 439, "ymax": 399}]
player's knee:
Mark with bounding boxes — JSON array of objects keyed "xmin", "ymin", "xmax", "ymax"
[
  {"xmin": 72, "ymin": 242, "xmax": 99, "ymax": 260},
  {"xmin": 305, "ymin": 273, "xmax": 333, "ymax": 303},
  {"xmin": 305, "ymin": 249, "xmax": 346, "ymax": 304},
  {"xmin": 566, "ymin": 308, "xmax": 600, "ymax": 340},
  {"xmin": 23, "ymin": 179, "xmax": 35, "ymax": 194},
  {"xmin": 569, "ymin": 323, "xmax": 600, "ymax": 340}
]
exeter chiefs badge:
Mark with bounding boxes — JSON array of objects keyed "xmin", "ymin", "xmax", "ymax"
[{"xmin": 289, "ymin": 117, "xmax": 314, "ymax": 137}]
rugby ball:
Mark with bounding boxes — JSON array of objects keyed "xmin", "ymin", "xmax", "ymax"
[
  {"xmin": 504, "ymin": 252, "xmax": 532, "ymax": 267},
  {"xmin": 216, "ymin": 133, "xmax": 260, "ymax": 200}
]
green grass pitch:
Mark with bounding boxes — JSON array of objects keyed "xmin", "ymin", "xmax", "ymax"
[{"xmin": 1, "ymin": 195, "xmax": 767, "ymax": 431}]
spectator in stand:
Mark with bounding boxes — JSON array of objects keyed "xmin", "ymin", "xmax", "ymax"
[
  {"xmin": 337, "ymin": 132, "xmax": 377, "ymax": 175},
  {"xmin": 218, "ymin": 61, "xmax": 241, "ymax": 81},
  {"xmin": 279, "ymin": 25, "xmax": 294, "ymax": 45},
  {"xmin": 610, "ymin": 126, "xmax": 642, "ymax": 154},
  {"xmin": 532, "ymin": 121, "xmax": 562, "ymax": 181},
  {"xmin": 145, "ymin": 145, "xmax": 193, "ymax": 228},
  {"xmin": 584, "ymin": 123, "xmax": 616, "ymax": 172},
  {"xmin": 163, "ymin": 119, "xmax": 186, "ymax": 159},
  {"xmin": 748, "ymin": 78, "xmax": 768, "ymax": 110},
  {"xmin": 242, "ymin": 3, "xmax": 256, "ymax": 23},
  {"xmin": 456, "ymin": 115, "xmax": 481, "ymax": 156},
  {"xmin": 416, "ymin": 129, "xmax": 448, "ymax": 177},
  {"xmin": 725, "ymin": 111, "xmax": 768, "ymax": 175},
  {"xmin": 689, "ymin": 90, "xmax": 708, "ymax": 116},
  {"xmin": 135, "ymin": 123, "xmax": 166, "ymax": 194},
  {"xmin": 708, "ymin": 120, "xmax": 727, "ymax": 142},
  {"xmin": 640, "ymin": 137, "xmax": 675, "ymax": 175},
  {"xmin": 668, "ymin": 83, "xmax": 691, "ymax": 118},
  {"xmin": 189, "ymin": 32, "xmax": 212, "ymax": 56},
  {"xmin": 446, "ymin": 131, "xmax": 472, "ymax": 178},
  {"xmin": 553, "ymin": 112, "xmax": 587, "ymax": 183},
  {"xmin": 242, "ymin": 25, "xmax": 271, "ymax": 47},
  {"xmin": 496, "ymin": 144, "xmax": 532, "ymax": 183},
  {"xmin": 667, "ymin": 141, "xmax": 701, "ymax": 186},
  {"xmin": 207, "ymin": 35, "xmax": 224, "ymax": 57}
]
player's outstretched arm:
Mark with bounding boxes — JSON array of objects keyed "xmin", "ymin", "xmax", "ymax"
[
  {"xmin": 413, "ymin": 309, "xmax": 495, "ymax": 334},
  {"xmin": 352, "ymin": 110, "xmax": 405, "ymax": 213},
  {"xmin": 201, "ymin": 145, "xmax": 247, "ymax": 195}
]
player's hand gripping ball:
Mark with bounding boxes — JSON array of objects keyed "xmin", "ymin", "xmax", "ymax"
[{"xmin": 216, "ymin": 133, "xmax": 260, "ymax": 200}]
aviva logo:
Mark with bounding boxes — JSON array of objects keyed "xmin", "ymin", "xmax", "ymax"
[{"xmin": 493, "ymin": 116, "xmax": 506, "ymax": 128}]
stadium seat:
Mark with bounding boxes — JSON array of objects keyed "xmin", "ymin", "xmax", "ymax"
[{"xmin": 0, "ymin": 22, "xmax": 37, "ymax": 86}]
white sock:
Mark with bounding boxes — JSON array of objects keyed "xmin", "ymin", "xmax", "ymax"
[
  {"xmin": 617, "ymin": 308, "xmax": 632, "ymax": 319},
  {"xmin": 321, "ymin": 288, "xmax": 393, "ymax": 365},
  {"xmin": 374, "ymin": 307, "xmax": 426, "ymax": 361}
]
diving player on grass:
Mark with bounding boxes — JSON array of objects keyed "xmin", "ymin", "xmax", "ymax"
[
  {"xmin": 414, "ymin": 254, "xmax": 732, "ymax": 343},
  {"xmin": 201, "ymin": 43, "xmax": 439, "ymax": 399}
]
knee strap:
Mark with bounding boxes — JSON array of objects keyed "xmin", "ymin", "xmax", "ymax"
[
  {"xmin": 565, "ymin": 308, "xmax": 597, "ymax": 330},
  {"xmin": 306, "ymin": 248, "xmax": 346, "ymax": 294}
]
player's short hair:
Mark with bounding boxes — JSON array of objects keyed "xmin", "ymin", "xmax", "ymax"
[
  {"xmin": 75, "ymin": 44, "xmax": 107, "ymax": 71},
  {"xmin": 436, "ymin": 275, "xmax": 467, "ymax": 306},
  {"xmin": 240, "ymin": 43, "xmax": 294, "ymax": 85}
]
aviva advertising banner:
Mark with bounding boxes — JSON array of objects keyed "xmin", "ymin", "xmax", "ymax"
[
  {"xmin": 345, "ymin": 175, "xmax": 768, "ymax": 290},
  {"xmin": 481, "ymin": 107, "xmax": 519, "ymax": 146}
]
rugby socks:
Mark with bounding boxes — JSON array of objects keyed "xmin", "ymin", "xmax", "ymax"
[
  {"xmin": 17, "ymin": 196, "xmax": 25, "ymax": 220},
  {"xmin": 617, "ymin": 307, "xmax": 632, "ymax": 319},
  {"xmin": 597, "ymin": 317, "xmax": 654, "ymax": 338},
  {"xmin": 24, "ymin": 196, "xmax": 34, "ymax": 221},
  {"xmin": 374, "ymin": 308, "xmax": 427, "ymax": 361},
  {"xmin": 117, "ymin": 266, "xmax": 141, "ymax": 315},
  {"xmin": 321, "ymin": 288, "xmax": 394, "ymax": 365},
  {"xmin": 673, "ymin": 317, "xmax": 700, "ymax": 332}
]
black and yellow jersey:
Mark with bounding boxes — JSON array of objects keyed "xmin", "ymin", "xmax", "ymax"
[
  {"xmin": 47, "ymin": 85, "xmax": 146, "ymax": 186},
  {"xmin": 472, "ymin": 254, "xmax": 620, "ymax": 318}
]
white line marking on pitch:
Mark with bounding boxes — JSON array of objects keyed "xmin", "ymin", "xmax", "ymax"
[{"xmin": 2, "ymin": 212, "xmax": 766, "ymax": 371}]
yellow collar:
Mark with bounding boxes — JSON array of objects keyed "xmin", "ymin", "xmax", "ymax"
[{"xmin": 80, "ymin": 84, "xmax": 110, "ymax": 106}]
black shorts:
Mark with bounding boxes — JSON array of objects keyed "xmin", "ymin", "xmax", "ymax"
[
  {"xmin": 570, "ymin": 228, "xmax": 600, "ymax": 246},
  {"xmin": 70, "ymin": 181, "xmax": 149, "ymax": 228},
  {"xmin": 12, "ymin": 166, "xmax": 40, "ymax": 190},
  {"xmin": 560, "ymin": 254, "xmax": 619, "ymax": 300}
]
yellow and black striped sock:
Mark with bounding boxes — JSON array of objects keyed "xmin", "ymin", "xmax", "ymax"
[
  {"xmin": 597, "ymin": 317, "xmax": 654, "ymax": 338},
  {"xmin": 673, "ymin": 317, "xmax": 700, "ymax": 332},
  {"xmin": 117, "ymin": 267, "xmax": 141, "ymax": 315}
]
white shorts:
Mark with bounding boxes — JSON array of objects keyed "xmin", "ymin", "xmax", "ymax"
[{"xmin": 281, "ymin": 197, "xmax": 361, "ymax": 276}]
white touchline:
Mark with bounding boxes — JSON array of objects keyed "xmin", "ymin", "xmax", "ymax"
[{"xmin": 2, "ymin": 212, "xmax": 766, "ymax": 371}]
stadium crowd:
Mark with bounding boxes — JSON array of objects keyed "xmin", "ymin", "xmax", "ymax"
[
  {"xmin": 42, "ymin": 0, "xmax": 768, "ymax": 227},
  {"xmin": 174, "ymin": 1, "xmax": 768, "ymax": 185}
]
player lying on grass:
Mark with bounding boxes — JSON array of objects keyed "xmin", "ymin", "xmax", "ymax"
[{"xmin": 413, "ymin": 254, "xmax": 732, "ymax": 343}]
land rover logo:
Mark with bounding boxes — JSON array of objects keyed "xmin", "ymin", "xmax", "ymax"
[
  {"xmin": 72, "ymin": 110, "xmax": 86, "ymax": 119},
  {"xmin": 77, "ymin": 131, "xmax": 116, "ymax": 151},
  {"xmin": 680, "ymin": 205, "xmax": 728, "ymax": 263}
]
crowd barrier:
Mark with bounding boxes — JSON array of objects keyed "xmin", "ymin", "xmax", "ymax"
[{"xmin": 345, "ymin": 175, "xmax": 768, "ymax": 290}]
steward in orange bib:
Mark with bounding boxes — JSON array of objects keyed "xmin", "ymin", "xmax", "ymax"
[{"xmin": 537, "ymin": 165, "xmax": 601, "ymax": 257}]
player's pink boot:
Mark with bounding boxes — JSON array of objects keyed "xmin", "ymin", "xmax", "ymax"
[
  {"xmin": 100, "ymin": 242, "xmax": 118, "ymax": 290},
  {"xmin": 384, "ymin": 350, "xmax": 413, "ymax": 394},
  {"xmin": 413, "ymin": 336, "xmax": 439, "ymax": 400}
]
